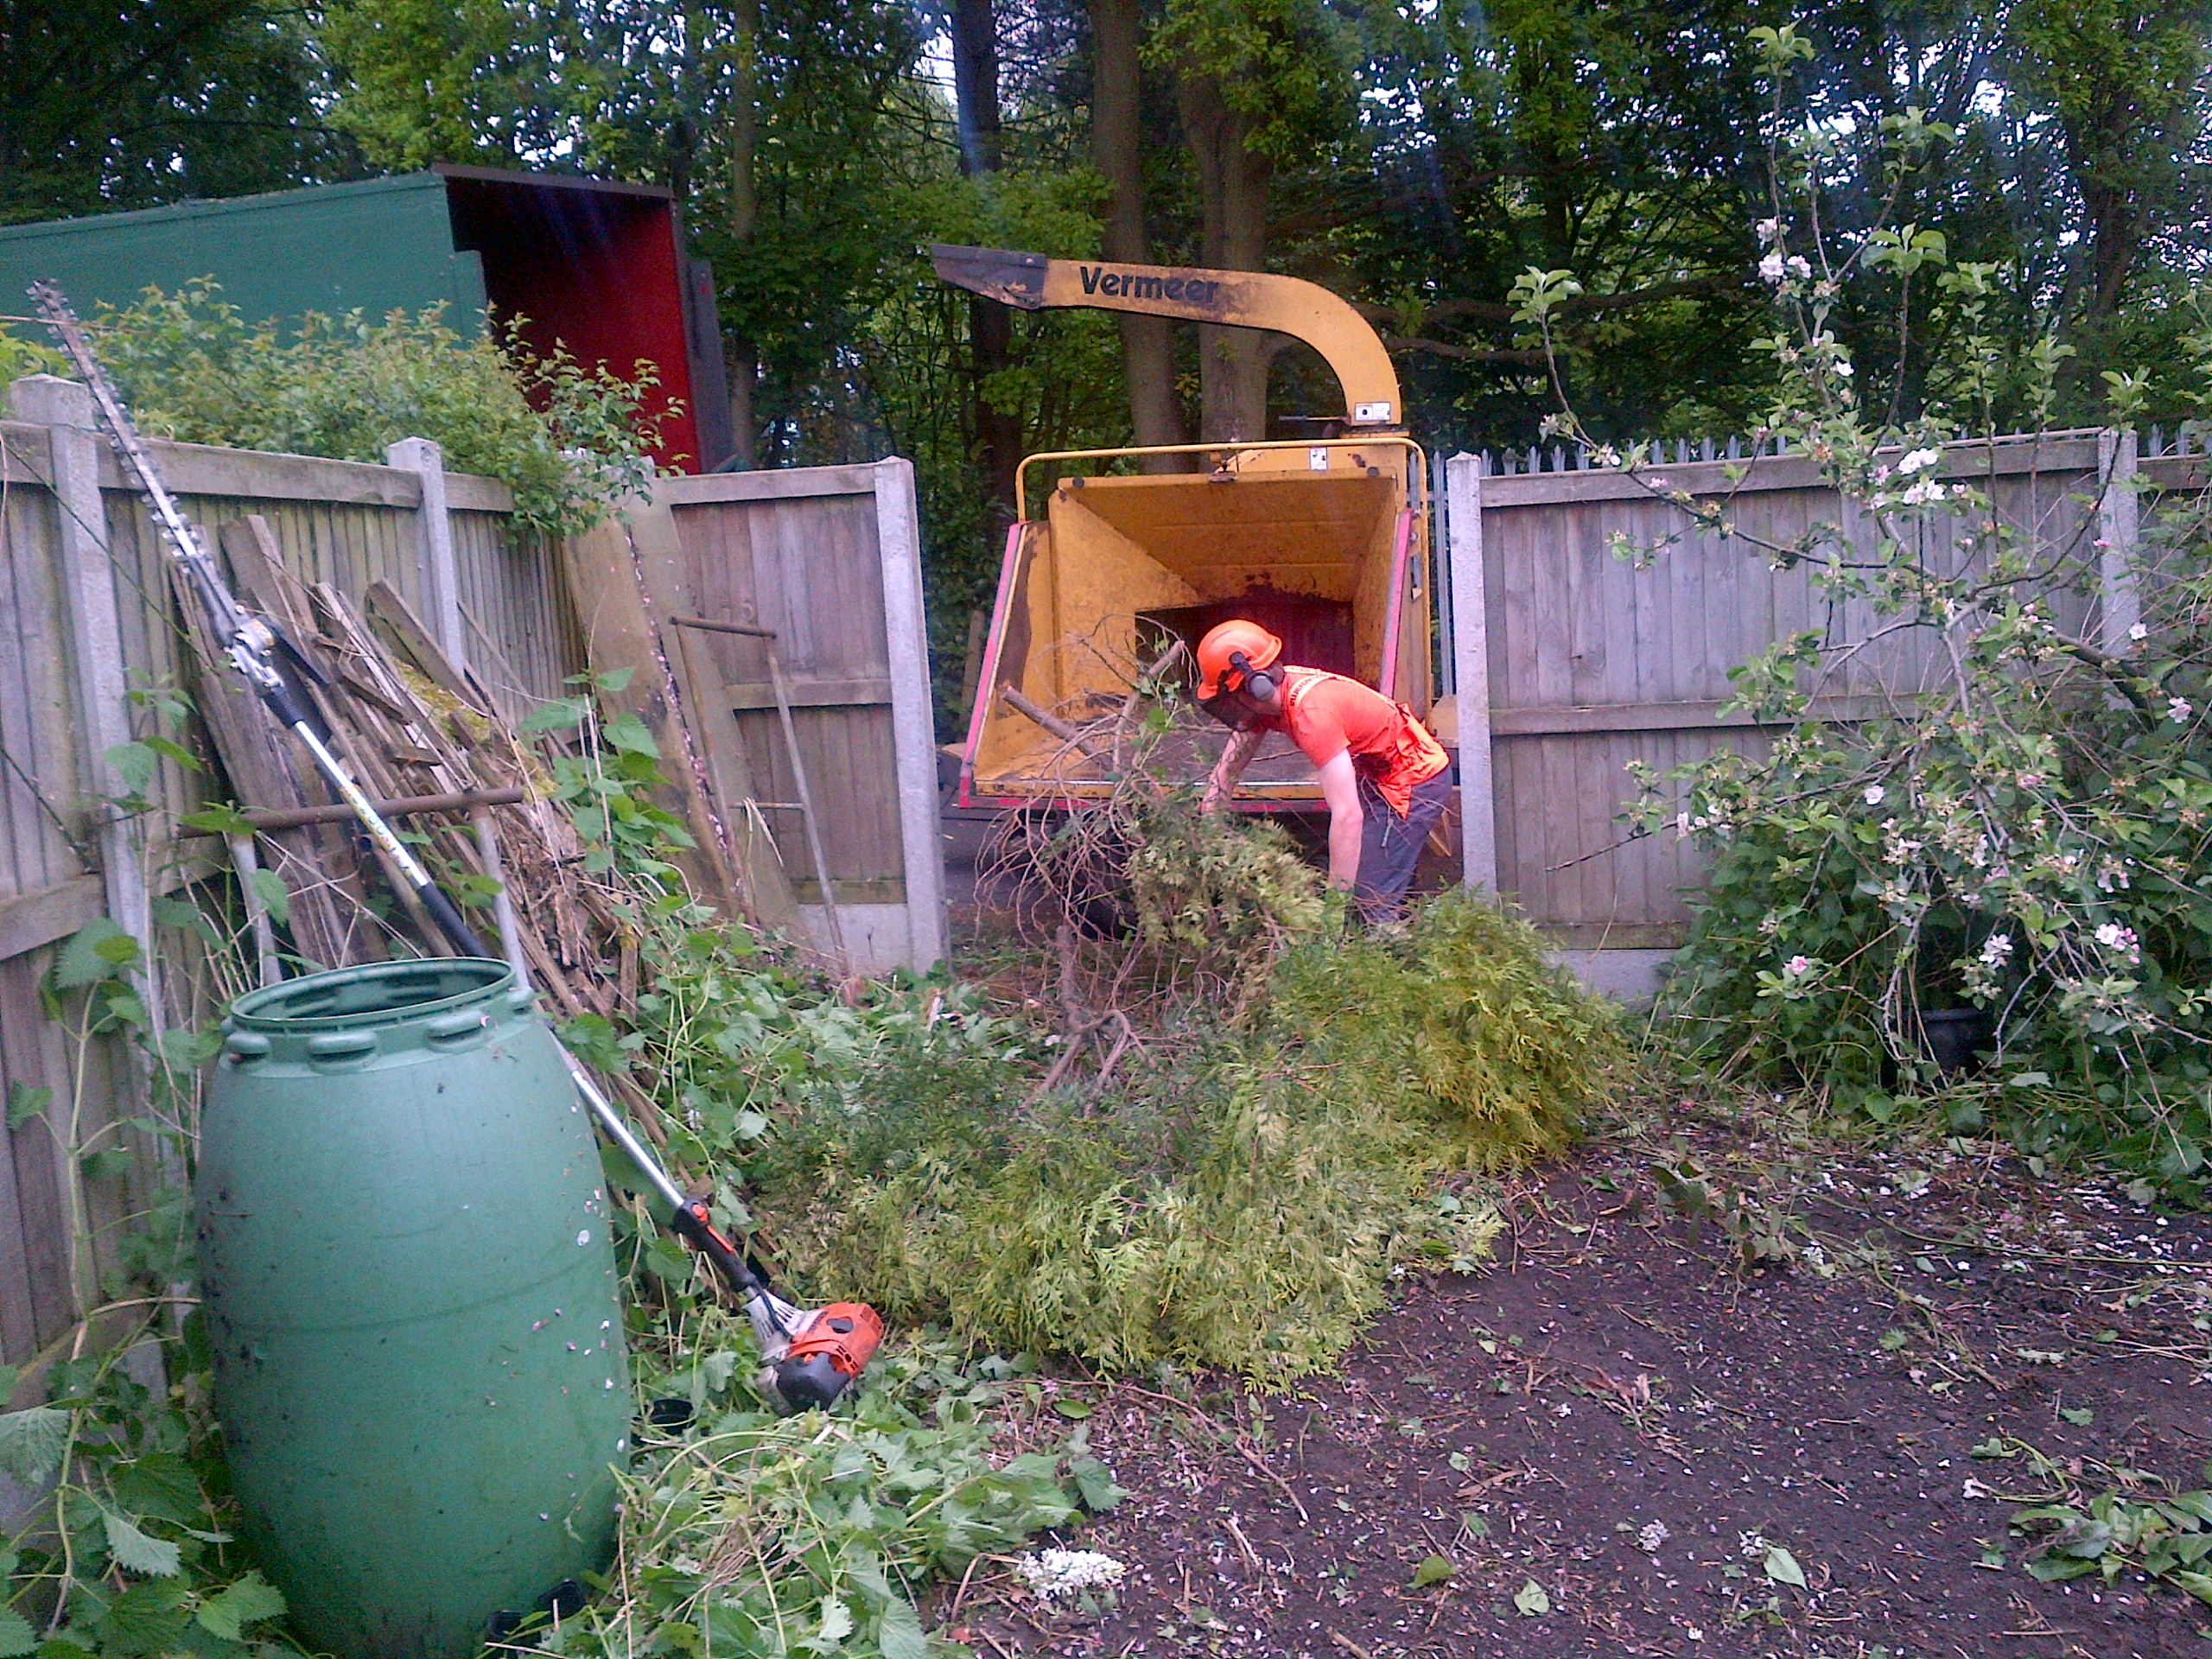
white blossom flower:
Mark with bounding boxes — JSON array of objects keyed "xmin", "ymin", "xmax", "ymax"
[
  {"xmin": 1783, "ymin": 955, "xmax": 1814, "ymax": 978},
  {"xmin": 1980, "ymin": 933, "xmax": 2013, "ymax": 967},
  {"xmin": 1637, "ymin": 1520, "xmax": 1670, "ymax": 1554},
  {"xmin": 1759, "ymin": 251, "xmax": 1787, "ymax": 284},
  {"xmin": 1756, "ymin": 217, "xmax": 1781, "ymax": 242},
  {"xmin": 2094, "ymin": 922, "xmax": 2140, "ymax": 960},
  {"xmin": 1898, "ymin": 448, "xmax": 1941, "ymax": 474},
  {"xmin": 1831, "ymin": 359, "xmax": 1854, "ymax": 378},
  {"xmin": 1787, "ymin": 255, "xmax": 1814, "ymax": 279},
  {"xmin": 1864, "ymin": 784, "xmax": 1885, "ymax": 805},
  {"xmin": 1900, "ymin": 477, "xmax": 1945, "ymax": 505},
  {"xmin": 1738, "ymin": 1531, "xmax": 1767, "ymax": 1560},
  {"xmin": 2170, "ymin": 697, "xmax": 2193, "ymax": 724},
  {"xmin": 2129, "ymin": 621, "xmax": 2149, "ymax": 642},
  {"xmin": 1019, "ymin": 1548, "xmax": 1127, "ymax": 1601}
]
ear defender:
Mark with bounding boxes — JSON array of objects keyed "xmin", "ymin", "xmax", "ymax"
[{"xmin": 1229, "ymin": 650, "xmax": 1280, "ymax": 702}]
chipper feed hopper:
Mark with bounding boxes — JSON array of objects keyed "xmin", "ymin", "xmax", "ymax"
[{"xmin": 934, "ymin": 244, "xmax": 1434, "ymax": 810}]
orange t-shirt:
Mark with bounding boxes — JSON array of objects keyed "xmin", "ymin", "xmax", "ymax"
[{"xmin": 1273, "ymin": 667, "xmax": 1449, "ymax": 818}]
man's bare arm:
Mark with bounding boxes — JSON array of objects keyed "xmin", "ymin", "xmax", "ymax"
[
  {"xmin": 1204, "ymin": 727, "xmax": 1264, "ymax": 811},
  {"xmin": 1315, "ymin": 749, "xmax": 1363, "ymax": 889}
]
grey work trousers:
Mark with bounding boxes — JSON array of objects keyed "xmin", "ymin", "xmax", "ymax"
[{"xmin": 1352, "ymin": 769, "xmax": 1452, "ymax": 922}]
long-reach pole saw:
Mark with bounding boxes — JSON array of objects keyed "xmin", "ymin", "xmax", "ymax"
[{"xmin": 30, "ymin": 280, "xmax": 880, "ymax": 1410}]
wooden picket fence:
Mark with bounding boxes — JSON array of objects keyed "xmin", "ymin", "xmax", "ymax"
[{"xmin": 1441, "ymin": 429, "xmax": 2209, "ymax": 995}]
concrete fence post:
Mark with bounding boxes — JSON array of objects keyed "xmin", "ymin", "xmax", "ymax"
[
  {"xmin": 2097, "ymin": 428, "xmax": 2140, "ymax": 655},
  {"xmin": 9, "ymin": 373, "xmax": 169, "ymax": 1305},
  {"xmin": 10, "ymin": 377, "xmax": 161, "ymax": 1031},
  {"xmin": 872, "ymin": 456, "xmax": 947, "ymax": 971},
  {"xmin": 385, "ymin": 436, "xmax": 466, "ymax": 671},
  {"xmin": 1445, "ymin": 452, "xmax": 1498, "ymax": 893}
]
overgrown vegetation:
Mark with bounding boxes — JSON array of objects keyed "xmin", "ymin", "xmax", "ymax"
[
  {"xmin": 0, "ymin": 282, "xmax": 670, "ymax": 536},
  {"xmin": 1523, "ymin": 26, "xmax": 2212, "ymax": 1193}
]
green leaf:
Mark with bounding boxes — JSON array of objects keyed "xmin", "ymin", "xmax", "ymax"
[
  {"xmin": 103, "ymin": 1507, "xmax": 183, "ymax": 1577},
  {"xmin": 96, "ymin": 1577, "xmax": 191, "ymax": 1654},
  {"xmin": 1070, "ymin": 1455, "xmax": 1125, "ymax": 1513},
  {"xmin": 594, "ymin": 666, "xmax": 635, "ymax": 693},
  {"xmin": 105, "ymin": 741, "xmax": 157, "ymax": 797},
  {"xmin": 114, "ymin": 1452, "xmax": 204, "ymax": 1524},
  {"xmin": 1764, "ymin": 1544, "xmax": 1808, "ymax": 1589},
  {"xmin": 1051, "ymin": 1398, "xmax": 1092, "ymax": 1421},
  {"xmin": 603, "ymin": 711, "xmax": 659, "ymax": 758},
  {"xmin": 0, "ymin": 1404, "xmax": 71, "ymax": 1482},
  {"xmin": 1459, "ymin": 1510, "xmax": 1491, "ymax": 1538},
  {"xmin": 813, "ymin": 1597, "xmax": 855, "ymax": 1646},
  {"xmin": 2060, "ymin": 1405, "xmax": 2094, "ymax": 1427},
  {"xmin": 195, "ymin": 1573, "xmax": 288, "ymax": 1640},
  {"xmin": 1410, "ymin": 1554, "xmax": 1455, "ymax": 1588},
  {"xmin": 54, "ymin": 918, "xmax": 135, "ymax": 989},
  {"xmin": 180, "ymin": 803, "xmax": 255, "ymax": 836},
  {"xmin": 1512, "ymin": 1578, "xmax": 1550, "ymax": 1616},
  {"xmin": 246, "ymin": 867, "xmax": 292, "ymax": 927},
  {"xmin": 6, "ymin": 1082, "xmax": 49, "ymax": 1131},
  {"xmin": 520, "ymin": 696, "xmax": 588, "ymax": 733},
  {"xmin": 875, "ymin": 1596, "xmax": 930, "ymax": 1659},
  {"xmin": 142, "ymin": 734, "xmax": 201, "ymax": 772},
  {"xmin": 0, "ymin": 1611, "xmax": 31, "ymax": 1658}
]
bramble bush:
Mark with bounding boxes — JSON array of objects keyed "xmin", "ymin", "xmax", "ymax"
[{"xmin": 1519, "ymin": 23, "xmax": 2212, "ymax": 1187}]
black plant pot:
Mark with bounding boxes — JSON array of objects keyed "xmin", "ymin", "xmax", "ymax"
[{"xmin": 1919, "ymin": 1007, "xmax": 1992, "ymax": 1077}]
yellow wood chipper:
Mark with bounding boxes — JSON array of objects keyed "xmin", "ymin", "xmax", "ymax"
[{"xmin": 934, "ymin": 244, "xmax": 1436, "ymax": 811}]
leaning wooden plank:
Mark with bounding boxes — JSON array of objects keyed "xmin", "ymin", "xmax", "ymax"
[
  {"xmin": 561, "ymin": 512, "xmax": 741, "ymax": 912},
  {"xmin": 670, "ymin": 622, "xmax": 802, "ymax": 930}
]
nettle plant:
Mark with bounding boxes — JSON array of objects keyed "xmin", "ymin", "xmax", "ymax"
[{"xmin": 1515, "ymin": 25, "xmax": 2212, "ymax": 1180}]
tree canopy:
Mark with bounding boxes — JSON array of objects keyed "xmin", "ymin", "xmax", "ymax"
[{"xmin": 4, "ymin": 0, "xmax": 2207, "ymax": 685}]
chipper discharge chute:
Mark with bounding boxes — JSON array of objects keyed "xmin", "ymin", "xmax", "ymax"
[{"xmin": 932, "ymin": 244, "xmax": 1436, "ymax": 810}]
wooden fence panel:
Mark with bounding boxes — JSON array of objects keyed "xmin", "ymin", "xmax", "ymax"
[
  {"xmin": 0, "ymin": 456, "xmax": 85, "ymax": 915},
  {"xmin": 450, "ymin": 513, "xmax": 581, "ymax": 713},
  {"xmin": 654, "ymin": 462, "xmax": 944, "ymax": 974},
  {"xmin": 1452, "ymin": 434, "xmax": 2142, "ymax": 971},
  {"xmin": 0, "ymin": 405, "xmax": 579, "ymax": 1368}
]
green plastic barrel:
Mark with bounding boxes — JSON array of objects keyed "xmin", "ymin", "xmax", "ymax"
[{"xmin": 196, "ymin": 960, "xmax": 631, "ymax": 1657}]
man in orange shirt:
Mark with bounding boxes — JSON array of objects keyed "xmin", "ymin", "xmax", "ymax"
[{"xmin": 1194, "ymin": 619, "xmax": 1451, "ymax": 921}]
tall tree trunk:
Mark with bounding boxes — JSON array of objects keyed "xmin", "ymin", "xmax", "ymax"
[
  {"xmin": 951, "ymin": 0, "xmax": 1020, "ymax": 522},
  {"xmin": 1176, "ymin": 71, "xmax": 1269, "ymax": 442},
  {"xmin": 723, "ymin": 0, "xmax": 760, "ymax": 468},
  {"xmin": 1090, "ymin": 0, "xmax": 1184, "ymax": 460}
]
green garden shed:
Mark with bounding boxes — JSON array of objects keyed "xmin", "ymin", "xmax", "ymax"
[{"xmin": 0, "ymin": 166, "xmax": 732, "ymax": 472}]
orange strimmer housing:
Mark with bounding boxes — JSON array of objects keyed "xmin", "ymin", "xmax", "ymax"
[{"xmin": 773, "ymin": 1302, "xmax": 887, "ymax": 1410}]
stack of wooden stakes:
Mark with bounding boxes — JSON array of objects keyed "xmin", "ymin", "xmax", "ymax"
[{"xmin": 177, "ymin": 513, "xmax": 671, "ymax": 1144}]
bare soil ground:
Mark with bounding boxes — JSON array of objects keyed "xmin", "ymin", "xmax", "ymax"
[{"xmin": 942, "ymin": 1093, "xmax": 2212, "ymax": 1659}]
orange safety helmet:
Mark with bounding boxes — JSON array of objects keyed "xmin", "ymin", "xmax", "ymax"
[{"xmin": 1194, "ymin": 620, "xmax": 1284, "ymax": 701}]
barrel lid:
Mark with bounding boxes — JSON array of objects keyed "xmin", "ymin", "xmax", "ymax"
[{"xmin": 227, "ymin": 958, "xmax": 518, "ymax": 1033}]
